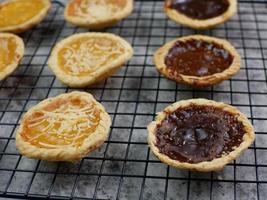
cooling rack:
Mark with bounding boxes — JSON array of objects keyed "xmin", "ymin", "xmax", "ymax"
[{"xmin": 0, "ymin": 0, "xmax": 267, "ymax": 199}]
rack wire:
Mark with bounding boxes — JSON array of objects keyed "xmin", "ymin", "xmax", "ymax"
[{"xmin": 0, "ymin": 0, "xmax": 267, "ymax": 199}]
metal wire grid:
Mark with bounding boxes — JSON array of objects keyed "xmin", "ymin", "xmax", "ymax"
[{"xmin": 0, "ymin": 0, "xmax": 267, "ymax": 199}]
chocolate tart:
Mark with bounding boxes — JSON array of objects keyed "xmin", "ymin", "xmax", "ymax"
[
  {"xmin": 16, "ymin": 91, "xmax": 111, "ymax": 162},
  {"xmin": 164, "ymin": 0, "xmax": 237, "ymax": 29},
  {"xmin": 147, "ymin": 99, "xmax": 255, "ymax": 172},
  {"xmin": 154, "ymin": 35, "xmax": 241, "ymax": 88}
]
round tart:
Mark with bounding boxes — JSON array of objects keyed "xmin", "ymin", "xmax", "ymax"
[
  {"xmin": 0, "ymin": 0, "xmax": 51, "ymax": 33},
  {"xmin": 164, "ymin": 0, "xmax": 237, "ymax": 29},
  {"xmin": 154, "ymin": 35, "xmax": 241, "ymax": 88},
  {"xmin": 0, "ymin": 33, "xmax": 24, "ymax": 81},
  {"xmin": 64, "ymin": 0, "xmax": 133, "ymax": 29},
  {"xmin": 147, "ymin": 99, "xmax": 255, "ymax": 172},
  {"xmin": 16, "ymin": 91, "xmax": 111, "ymax": 162},
  {"xmin": 48, "ymin": 32, "xmax": 133, "ymax": 88}
]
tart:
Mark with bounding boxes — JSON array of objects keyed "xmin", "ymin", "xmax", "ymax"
[
  {"xmin": 64, "ymin": 0, "xmax": 133, "ymax": 29},
  {"xmin": 0, "ymin": 33, "xmax": 24, "ymax": 81},
  {"xmin": 48, "ymin": 32, "xmax": 133, "ymax": 88},
  {"xmin": 147, "ymin": 99, "xmax": 255, "ymax": 172},
  {"xmin": 16, "ymin": 91, "xmax": 111, "ymax": 162},
  {"xmin": 164, "ymin": 0, "xmax": 237, "ymax": 29},
  {"xmin": 154, "ymin": 35, "xmax": 241, "ymax": 88},
  {"xmin": 0, "ymin": 0, "xmax": 51, "ymax": 33}
]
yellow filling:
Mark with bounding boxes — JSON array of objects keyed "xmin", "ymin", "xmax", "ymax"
[
  {"xmin": 58, "ymin": 36, "xmax": 125, "ymax": 76},
  {"xmin": 0, "ymin": 0, "xmax": 46, "ymax": 28},
  {"xmin": 67, "ymin": 0, "xmax": 126, "ymax": 18},
  {"xmin": 21, "ymin": 96, "xmax": 101, "ymax": 149},
  {"xmin": 0, "ymin": 37, "xmax": 18, "ymax": 71}
]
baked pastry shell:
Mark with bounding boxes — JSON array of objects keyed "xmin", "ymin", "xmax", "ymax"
[
  {"xmin": 48, "ymin": 32, "xmax": 133, "ymax": 88},
  {"xmin": 0, "ymin": 33, "xmax": 24, "ymax": 81},
  {"xmin": 16, "ymin": 91, "xmax": 112, "ymax": 162},
  {"xmin": 164, "ymin": 0, "xmax": 237, "ymax": 29},
  {"xmin": 64, "ymin": 0, "xmax": 133, "ymax": 29},
  {"xmin": 154, "ymin": 35, "xmax": 241, "ymax": 88},
  {"xmin": 147, "ymin": 98, "xmax": 255, "ymax": 172},
  {"xmin": 0, "ymin": 0, "xmax": 51, "ymax": 33}
]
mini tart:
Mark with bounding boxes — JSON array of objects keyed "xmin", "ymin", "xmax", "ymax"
[
  {"xmin": 0, "ymin": 0, "xmax": 51, "ymax": 33},
  {"xmin": 147, "ymin": 99, "xmax": 255, "ymax": 172},
  {"xmin": 64, "ymin": 0, "xmax": 133, "ymax": 29},
  {"xmin": 165, "ymin": 0, "xmax": 237, "ymax": 29},
  {"xmin": 0, "ymin": 33, "xmax": 24, "ymax": 81},
  {"xmin": 154, "ymin": 35, "xmax": 241, "ymax": 88},
  {"xmin": 16, "ymin": 91, "xmax": 111, "ymax": 162},
  {"xmin": 48, "ymin": 32, "xmax": 133, "ymax": 88}
]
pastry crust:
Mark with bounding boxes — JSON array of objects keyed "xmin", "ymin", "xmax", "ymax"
[
  {"xmin": 147, "ymin": 99, "xmax": 255, "ymax": 172},
  {"xmin": 16, "ymin": 91, "xmax": 111, "ymax": 162},
  {"xmin": 154, "ymin": 35, "xmax": 241, "ymax": 88},
  {"xmin": 0, "ymin": 0, "xmax": 51, "ymax": 33},
  {"xmin": 64, "ymin": 0, "xmax": 133, "ymax": 29},
  {"xmin": 164, "ymin": 0, "xmax": 237, "ymax": 29},
  {"xmin": 0, "ymin": 33, "xmax": 24, "ymax": 81},
  {"xmin": 48, "ymin": 32, "xmax": 133, "ymax": 88}
]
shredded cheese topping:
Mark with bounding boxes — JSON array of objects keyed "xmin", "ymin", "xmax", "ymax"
[
  {"xmin": 70, "ymin": 0, "xmax": 124, "ymax": 19},
  {"xmin": 22, "ymin": 96, "xmax": 100, "ymax": 149},
  {"xmin": 58, "ymin": 37, "xmax": 125, "ymax": 76}
]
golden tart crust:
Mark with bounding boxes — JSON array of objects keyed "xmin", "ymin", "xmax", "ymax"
[
  {"xmin": 0, "ymin": 33, "xmax": 24, "ymax": 81},
  {"xmin": 147, "ymin": 99, "xmax": 255, "ymax": 172},
  {"xmin": 164, "ymin": 0, "xmax": 237, "ymax": 29},
  {"xmin": 0, "ymin": 0, "xmax": 51, "ymax": 33},
  {"xmin": 16, "ymin": 91, "xmax": 111, "ymax": 162},
  {"xmin": 154, "ymin": 35, "xmax": 241, "ymax": 88},
  {"xmin": 48, "ymin": 32, "xmax": 133, "ymax": 88},
  {"xmin": 64, "ymin": 0, "xmax": 133, "ymax": 29}
]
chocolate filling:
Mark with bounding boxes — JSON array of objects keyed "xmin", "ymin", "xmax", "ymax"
[
  {"xmin": 165, "ymin": 39, "xmax": 233, "ymax": 77},
  {"xmin": 168, "ymin": 0, "xmax": 230, "ymax": 20},
  {"xmin": 155, "ymin": 104, "xmax": 246, "ymax": 164}
]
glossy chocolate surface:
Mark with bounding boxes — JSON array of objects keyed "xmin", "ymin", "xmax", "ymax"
[
  {"xmin": 168, "ymin": 0, "xmax": 230, "ymax": 20},
  {"xmin": 165, "ymin": 39, "xmax": 233, "ymax": 77},
  {"xmin": 155, "ymin": 104, "xmax": 246, "ymax": 164}
]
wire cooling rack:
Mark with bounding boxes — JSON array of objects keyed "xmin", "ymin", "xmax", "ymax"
[{"xmin": 0, "ymin": 0, "xmax": 267, "ymax": 199}]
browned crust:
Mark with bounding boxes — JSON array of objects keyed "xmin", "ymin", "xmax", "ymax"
[
  {"xmin": 147, "ymin": 99, "xmax": 255, "ymax": 172},
  {"xmin": 0, "ymin": 33, "xmax": 24, "ymax": 81},
  {"xmin": 154, "ymin": 35, "xmax": 241, "ymax": 88},
  {"xmin": 0, "ymin": 0, "xmax": 51, "ymax": 33},
  {"xmin": 16, "ymin": 91, "xmax": 112, "ymax": 162},
  {"xmin": 164, "ymin": 0, "xmax": 237, "ymax": 29},
  {"xmin": 64, "ymin": 0, "xmax": 133, "ymax": 30}
]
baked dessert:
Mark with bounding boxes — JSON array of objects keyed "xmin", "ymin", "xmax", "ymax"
[
  {"xmin": 154, "ymin": 35, "xmax": 241, "ymax": 88},
  {"xmin": 0, "ymin": 33, "xmax": 24, "ymax": 81},
  {"xmin": 48, "ymin": 32, "xmax": 133, "ymax": 87},
  {"xmin": 164, "ymin": 0, "xmax": 237, "ymax": 29},
  {"xmin": 0, "ymin": 0, "xmax": 51, "ymax": 33},
  {"xmin": 64, "ymin": 0, "xmax": 133, "ymax": 29},
  {"xmin": 16, "ymin": 91, "xmax": 111, "ymax": 162},
  {"xmin": 147, "ymin": 99, "xmax": 255, "ymax": 172}
]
